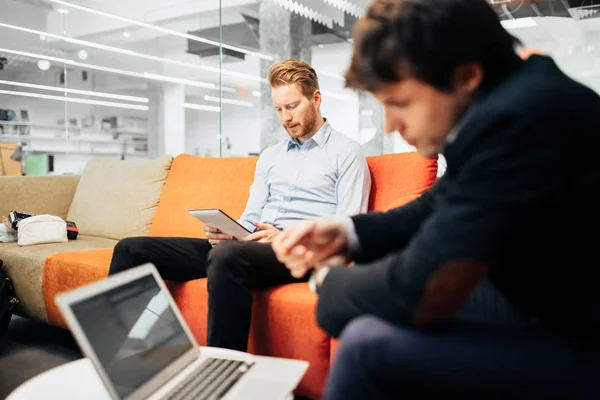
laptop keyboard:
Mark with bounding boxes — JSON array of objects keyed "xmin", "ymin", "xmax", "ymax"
[{"xmin": 165, "ymin": 357, "xmax": 255, "ymax": 400}]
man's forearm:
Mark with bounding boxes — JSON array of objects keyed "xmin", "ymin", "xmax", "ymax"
[{"xmin": 350, "ymin": 182, "xmax": 440, "ymax": 263}]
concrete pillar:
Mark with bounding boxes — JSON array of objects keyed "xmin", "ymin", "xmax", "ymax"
[
  {"xmin": 259, "ymin": 1, "xmax": 312, "ymax": 152},
  {"xmin": 153, "ymin": 83, "xmax": 185, "ymax": 157}
]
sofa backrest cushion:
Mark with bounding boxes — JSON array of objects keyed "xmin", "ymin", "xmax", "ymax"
[
  {"xmin": 149, "ymin": 155, "xmax": 258, "ymax": 238},
  {"xmin": 367, "ymin": 153, "xmax": 438, "ymax": 212},
  {"xmin": 66, "ymin": 155, "xmax": 173, "ymax": 240},
  {"xmin": 150, "ymin": 152, "xmax": 437, "ymax": 238}
]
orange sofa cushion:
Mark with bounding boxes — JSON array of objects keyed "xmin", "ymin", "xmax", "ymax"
[
  {"xmin": 149, "ymin": 154, "xmax": 258, "ymax": 238},
  {"xmin": 43, "ymin": 248, "xmax": 114, "ymax": 327},
  {"xmin": 367, "ymin": 153, "xmax": 438, "ymax": 212}
]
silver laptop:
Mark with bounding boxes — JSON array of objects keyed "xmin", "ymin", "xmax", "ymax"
[{"xmin": 55, "ymin": 263, "xmax": 309, "ymax": 400}]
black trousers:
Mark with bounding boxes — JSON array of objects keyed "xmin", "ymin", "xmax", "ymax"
[{"xmin": 109, "ymin": 237, "xmax": 308, "ymax": 352}]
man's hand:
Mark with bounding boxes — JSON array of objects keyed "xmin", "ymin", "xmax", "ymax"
[
  {"xmin": 272, "ymin": 219, "xmax": 349, "ymax": 278},
  {"xmin": 519, "ymin": 48, "xmax": 545, "ymax": 60},
  {"xmin": 242, "ymin": 222, "xmax": 280, "ymax": 243},
  {"xmin": 204, "ymin": 224, "xmax": 235, "ymax": 247}
]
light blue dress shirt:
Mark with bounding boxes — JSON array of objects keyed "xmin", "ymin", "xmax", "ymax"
[{"xmin": 238, "ymin": 120, "xmax": 371, "ymax": 232}]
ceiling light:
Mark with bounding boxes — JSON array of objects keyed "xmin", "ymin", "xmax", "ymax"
[
  {"xmin": 0, "ymin": 89, "xmax": 149, "ymax": 110},
  {"xmin": 47, "ymin": 0, "xmax": 273, "ymax": 60},
  {"xmin": 0, "ymin": 22, "xmax": 265, "ymax": 86},
  {"xmin": 123, "ymin": 30, "xmax": 131, "ymax": 38},
  {"xmin": 0, "ymin": 46, "xmax": 237, "ymax": 94},
  {"xmin": 203, "ymin": 95, "xmax": 253, "ymax": 107},
  {"xmin": 57, "ymin": 7, "xmax": 70, "ymax": 14},
  {"xmin": 37, "ymin": 60, "xmax": 51, "ymax": 70},
  {"xmin": 200, "ymin": 65, "xmax": 265, "ymax": 82},
  {"xmin": 144, "ymin": 73, "xmax": 218, "ymax": 89},
  {"xmin": 39, "ymin": 34, "xmax": 46, "ymax": 41},
  {"xmin": 500, "ymin": 17, "xmax": 536, "ymax": 29},
  {"xmin": 77, "ymin": 49, "xmax": 88, "ymax": 60},
  {"xmin": 143, "ymin": 72, "xmax": 236, "ymax": 92},
  {"xmin": 184, "ymin": 102, "xmax": 220, "ymax": 112},
  {"xmin": 0, "ymin": 80, "xmax": 148, "ymax": 102}
]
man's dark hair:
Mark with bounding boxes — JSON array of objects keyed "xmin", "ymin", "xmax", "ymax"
[{"xmin": 345, "ymin": 0, "xmax": 522, "ymax": 92}]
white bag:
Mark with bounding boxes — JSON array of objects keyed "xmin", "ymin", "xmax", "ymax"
[{"xmin": 17, "ymin": 215, "xmax": 68, "ymax": 246}]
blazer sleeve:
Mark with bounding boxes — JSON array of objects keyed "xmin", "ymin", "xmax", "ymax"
[
  {"xmin": 348, "ymin": 179, "xmax": 443, "ymax": 263},
  {"xmin": 316, "ymin": 112, "xmax": 561, "ymax": 338}
]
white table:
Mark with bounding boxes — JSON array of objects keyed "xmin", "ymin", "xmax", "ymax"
[{"xmin": 7, "ymin": 347, "xmax": 297, "ymax": 400}]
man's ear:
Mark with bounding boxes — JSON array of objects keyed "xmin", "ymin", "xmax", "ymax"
[
  {"xmin": 452, "ymin": 63, "xmax": 483, "ymax": 94},
  {"xmin": 312, "ymin": 90, "xmax": 322, "ymax": 108}
]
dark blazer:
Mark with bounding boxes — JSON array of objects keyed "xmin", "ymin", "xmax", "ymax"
[{"xmin": 317, "ymin": 55, "xmax": 600, "ymax": 338}]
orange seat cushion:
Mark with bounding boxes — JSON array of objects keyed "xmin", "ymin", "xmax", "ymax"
[
  {"xmin": 149, "ymin": 155, "xmax": 258, "ymax": 238},
  {"xmin": 367, "ymin": 153, "xmax": 438, "ymax": 212},
  {"xmin": 43, "ymin": 248, "xmax": 114, "ymax": 327}
]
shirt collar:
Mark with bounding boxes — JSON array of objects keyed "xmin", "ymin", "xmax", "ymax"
[
  {"xmin": 445, "ymin": 104, "xmax": 476, "ymax": 145},
  {"xmin": 287, "ymin": 118, "xmax": 331, "ymax": 151}
]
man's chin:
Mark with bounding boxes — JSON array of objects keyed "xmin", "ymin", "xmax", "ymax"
[{"xmin": 416, "ymin": 147, "xmax": 440, "ymax": 158}]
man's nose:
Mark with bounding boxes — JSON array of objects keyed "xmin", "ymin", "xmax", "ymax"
[{"xmin": 384, "ymin": 117, "xmax": 404, "ymax": 134}]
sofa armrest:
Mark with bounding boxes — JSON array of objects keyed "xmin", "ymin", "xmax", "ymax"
[{"xmin": 0, "ymin": 175, "xmax": 80, "ymax": 220}]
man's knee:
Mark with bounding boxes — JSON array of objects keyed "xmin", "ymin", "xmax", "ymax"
[
  {"xmin": 335, "ymin": 316, "xmax": 404, "ymax": 370},
  {"xmin": 110, "ymin": 237, "xmax": 154, "ymax": 274},
  {"xmin": 113, "ymin": 237, "xmax": 150, "ymax": 258},
  {"xmin": 206, "ymin": 241, "xmax": 247, "ymax": 279},
  {"xmin": 338, "ymin": 316, "xmax": 388, "ymax": 352}
]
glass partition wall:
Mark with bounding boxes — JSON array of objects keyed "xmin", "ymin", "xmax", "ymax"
[{"xmin": 2, "ymin": 0, "xmax": 600, "ymax": 176}]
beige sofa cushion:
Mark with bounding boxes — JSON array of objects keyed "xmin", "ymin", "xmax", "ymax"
[
  {"xmin": 0, "ymin": 235, "xmax": 118, "ymax": 322},
  {"xmin": 66, "ymin": 155, "xmax": 173, "ymax": 240}
]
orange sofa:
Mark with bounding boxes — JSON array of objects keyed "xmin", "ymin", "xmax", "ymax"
[{"xmin": 0, "ymin": 152, "xmax": 437, "ymax": 399}]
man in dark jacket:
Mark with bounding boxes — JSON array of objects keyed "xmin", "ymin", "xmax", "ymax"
[{"xmin": 273, "ymin": 0, "xmax": 600, "ymax": 398}]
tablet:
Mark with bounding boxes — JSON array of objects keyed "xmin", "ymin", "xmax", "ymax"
[{"xmin": 188, "ymin": 208, "xmax": 252, "ymax": 239}]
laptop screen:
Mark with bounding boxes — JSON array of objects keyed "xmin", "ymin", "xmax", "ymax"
[{"xmin": 70, "ymin": 274, "xmax": 193, "ymax": 398}]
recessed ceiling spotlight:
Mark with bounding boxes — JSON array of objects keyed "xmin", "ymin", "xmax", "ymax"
[{"xmin": 37, "ymin": 59, "xmax": 51, "ymax": 70}]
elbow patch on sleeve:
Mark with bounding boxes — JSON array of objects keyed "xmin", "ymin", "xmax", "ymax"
[{"xmin": 413, "ymin": 259, "xmax": 489, "ymax": 328}]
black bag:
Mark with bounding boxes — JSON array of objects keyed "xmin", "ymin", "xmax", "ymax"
[{"xmin": 0, "ymin": 260, "xmax": 18, "ymax": 339}]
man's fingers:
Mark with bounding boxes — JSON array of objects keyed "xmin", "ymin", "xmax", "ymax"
[
  {"xmin": 204, "ymin": 226, "xmax": 223, "ymax": 234},
  {"xmin": 280, "ymin": 224, "xmax": 314, "ymax": 251},
  {"xmin": 254, "ymin": 222, "xmax": 276, "ymax": 230},
  {"xmin": 272, "ymin": 230, "xmax": 291, "ymax": 255},
  {"xmin": 207, "ymin": 233, "xmax": 233, "ymax": 241},
  {"xmin": 243, "ymin": 231, "xmax": 268, "ymax": 242},
  {"xmin": 289, "ymin": 266, "xmax": 308, "ymax": 279},
  {"xmin": 291, "ymin": 245, "xmax": 307, "ymax": 258}
]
